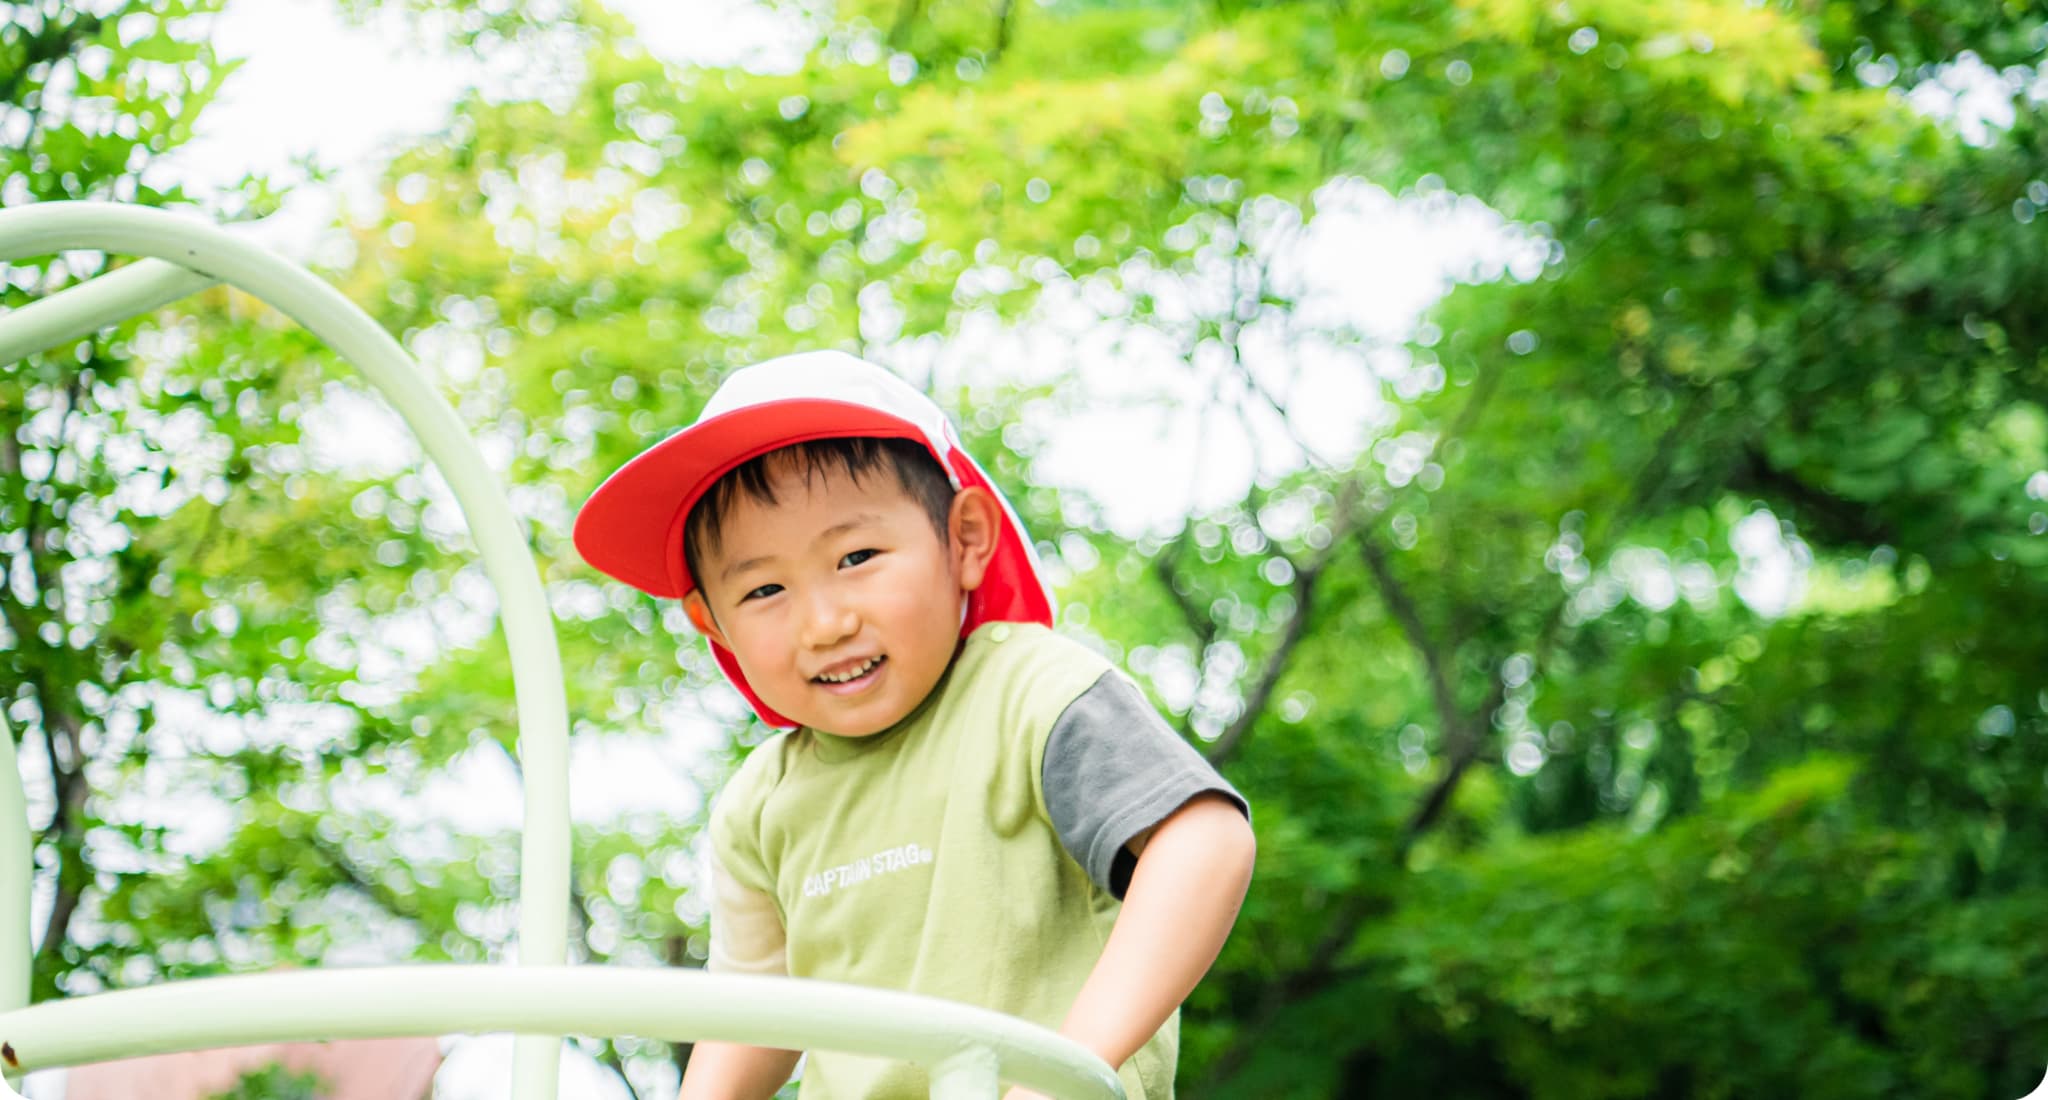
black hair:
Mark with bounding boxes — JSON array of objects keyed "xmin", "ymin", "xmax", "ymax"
[{"xmin": 682, "ymin": 436, "xmax": 957, "ymax": 593}]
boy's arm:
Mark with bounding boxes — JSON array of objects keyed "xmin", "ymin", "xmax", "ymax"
[
  {"xmin": 1017, "ymin": 791, "xmax": 1256, "ymax": 1096},
  {"xmin": 678, "ymin": 1042, "xmax": 802, "ymax": 1100},
  {"xmin": 682, "ymin": 850, "xmax": 800, "ymax": 1099}
]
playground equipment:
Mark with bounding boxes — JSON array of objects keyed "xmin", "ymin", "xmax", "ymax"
[{"xmin": 0, "ymin": 202, "xmax": 1127, "ymax": 1100}]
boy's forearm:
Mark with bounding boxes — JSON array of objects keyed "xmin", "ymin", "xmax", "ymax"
[
  {"xmin": 677, "ymin": 1040, "xmax": 802, "ymax": 1100},
  {"xmin": 1057, "ymin": 793, "xmax": 1256, "ymax": 1070}
]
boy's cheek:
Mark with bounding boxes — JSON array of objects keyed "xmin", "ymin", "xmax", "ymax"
[{"xmin": 730, "ymin": 622, "xmax": 801, "ymax": 672}]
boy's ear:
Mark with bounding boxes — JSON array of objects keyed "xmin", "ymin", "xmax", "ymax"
[
  {"xmin": 949, "ymin": 486, "xmax": 1002, "ymax": 592},
  {"xmin": 682, "ymin": 590, "xmax": 728, "ymax": 647}
]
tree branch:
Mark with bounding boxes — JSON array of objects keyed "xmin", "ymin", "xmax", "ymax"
[
  {"xmin": 34, "ymin": 864, "xmax": 82, "ymax": 977},
  {"xmin": 1218, "ymin": 271, "xmax": 1345, "ymax": 475},
  {"xmin": 31, "ymin": 691, "xmax": 89, "ymax": 973},
  {"xmin": 1192, "ymin": 475, "xmax": 1360, "ymax": 765},
  {"xmin": 1356, "ymin": 533, "xmax": 1458, "ymax": 738},
  {"xmin": 1353, "ymin": 523, "xmax": 1507, "ymax": 865},
  {"xmin": 886, "ymin": 0, "xmax": 922, "ymax": 50},
  {"xmin": 990, "ymin": 0, "xmax": 1016, "ymax": 61},
  {"xmin": 569, "ymin": 877, "xmax": 601, "ymax": 962},
  {"xmin": 308, "ymin": 832, "xmax": 428, "ymax": 924},
  {"xmin": 1152, "ymin": 541, "xmax": 1220, "ymax": 657},
  {"xmin": 1444, "ymin": 352, "xmax": 1505, "ymax": 446},
  {"xmin": 666, "ymin": 934, "xmax": 700, "ymax": 1083},
  {"xmin": 1732, "ymin": 445, "xmax": 1900, "ymax": 547},
  {"xmin": 1391, "ymin": 685, "xmax": 1502, "ymax": 865},
  {"xmin": 1203, "ymin": 551, "xmax": 1322, "ymax": 766},
  {"xmin": 595, "ymin": 1040, "xmax": 643, "ymax": 1100}
]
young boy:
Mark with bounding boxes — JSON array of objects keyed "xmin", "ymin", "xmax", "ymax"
[{"xmin": 573, "ymin": 351, "xmax": 1255, "ymax": 1100}]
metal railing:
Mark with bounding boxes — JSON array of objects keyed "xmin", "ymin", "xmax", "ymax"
[{"xmin": 0, "ymin": 202, "xmax": 1125, "ymax": 1100}]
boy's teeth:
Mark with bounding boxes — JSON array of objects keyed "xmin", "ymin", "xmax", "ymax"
[{"xmin": 817, "ymin": 656, "xmax": 881, "ymax": 683}]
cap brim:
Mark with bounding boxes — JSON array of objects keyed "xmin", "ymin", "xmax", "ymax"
[{"xmin": 573, "ymin": 398, "xmax": 923, "ymax": 598}]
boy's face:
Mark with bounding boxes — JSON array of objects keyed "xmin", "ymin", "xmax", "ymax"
[{"xmin": 685, "ymin": 458, "xmax": 997, "ymax": 736}]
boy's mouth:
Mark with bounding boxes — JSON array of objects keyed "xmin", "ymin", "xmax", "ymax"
[{"xmin": 813, "ymin": 654, "xmax": 886, "ymax": 689}]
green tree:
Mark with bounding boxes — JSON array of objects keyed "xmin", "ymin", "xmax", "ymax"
[
  {"xmin": 6, "ymin": 0, "xmax": 2046, "ymax": 1097},
  {"xmin": 350, "ymin": 1, "xmax": 2046, "ymax": 1094}
]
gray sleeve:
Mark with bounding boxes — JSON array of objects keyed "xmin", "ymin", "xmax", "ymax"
[{"xmin": 1041, "ymin": 671, "xmax": 1250, "ymax": 899}]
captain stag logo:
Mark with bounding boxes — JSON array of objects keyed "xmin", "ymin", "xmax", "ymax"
[{"xmin": 803, "ymin": 842, "xmax": 934, "ymax": 898}]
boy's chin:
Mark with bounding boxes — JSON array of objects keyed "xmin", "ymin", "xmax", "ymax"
[
  {"xmin": 817, "ymin": 722, "xmax": 896, "ymax": 737},
  {"xmin": 777, "ymin": 692, "xmax": 915, "ymax": 737},
  {"xmin": 806, "ymin": 706, "xmax": 912, "ymax": 737}
]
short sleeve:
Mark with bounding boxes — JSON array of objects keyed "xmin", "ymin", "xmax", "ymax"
[
  {"xmin": 704, "ymin": 739, "xmax": 790, "ymax": 975},
  {"xmin": 1041, "ymin": 671, "xmax": 1250, "ymax": 898},
  {"xmin": 706, "ymin": 848, "xmax": 789, "ymax": 975},
  {"xmin": 708, "ymin": 737, "xmax": 782, "ymax": 897}
]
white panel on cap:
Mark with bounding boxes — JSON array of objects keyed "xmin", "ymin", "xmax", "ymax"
[{"xmin": 701, "ymin": 351, "xmax": 953, "ymax": 463}]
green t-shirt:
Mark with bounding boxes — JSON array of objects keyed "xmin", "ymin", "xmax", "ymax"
[{"xmin": 710, "ymin": 622, "xmax": 1178, "ymax": 1100}]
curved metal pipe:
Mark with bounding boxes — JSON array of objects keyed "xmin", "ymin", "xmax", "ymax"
[
  {"xmin": 0, "ymin": 257, "xmax": 217, "ymax": 365},
  {"xmin": 0, "ymin": 202, "xmax": 572, "ymax": 1096},
  {"xmin": 0, "ymin": 965, "xmax": 1125, "ymax": 1099}
]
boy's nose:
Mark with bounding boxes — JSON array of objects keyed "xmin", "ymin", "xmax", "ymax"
[{"xmin": 799, "ymin": 594, "xmax": 860, "ymax": 649}]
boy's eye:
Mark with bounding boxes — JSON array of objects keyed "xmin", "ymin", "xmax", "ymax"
[
  {"xmin": 840, "ymin": 548, "xmax": 879, "ymax": 568},
  {"xmin": 741, "ymin": 583, "xmax": 783, "ymax": 602}
]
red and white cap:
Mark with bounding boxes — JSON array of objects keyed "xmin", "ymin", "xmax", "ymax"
[{"xmin": 573, "ymin": 350, "xmax": 1056, "ymax": 728}]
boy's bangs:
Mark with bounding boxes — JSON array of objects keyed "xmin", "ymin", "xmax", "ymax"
[{"xmin": 684, "ymin": 437, "xmax": 955, "ymax": 583}]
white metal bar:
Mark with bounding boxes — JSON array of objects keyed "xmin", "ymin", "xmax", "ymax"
[
  {"xmin": 0, "ymin": 711, "xmax": 27, "ymax": 1014},
  {"xmin": 0, "ymin": 257, "xmax": 218, "ymax": 364},
  {"xmin": 0, "ymin": 202, "xmax": 573, "ymax": 1098},
  {"xmin": 930, "ymin": 1045, "xmax": 1003, "ymax": 1100},
  {"xmin": 0, "ymin": 967, "xmax": 1124, "ymax": 1100}
]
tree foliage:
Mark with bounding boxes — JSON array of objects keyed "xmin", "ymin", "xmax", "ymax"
[{"xmin": 3, "ymin": 0, "xmax": 2045, "ymax": 1097}]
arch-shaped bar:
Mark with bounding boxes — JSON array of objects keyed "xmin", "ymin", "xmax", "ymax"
[
  {"xmin": 0, "ymin": 965, "xmax": 1125, "ymax": 1100},
  {"xmin": 0, "ymin": 202, "xmax": 1127, "ymax": 1099},
  {"xmin": 0, "ymin": 200, "xmax": 576, "ymax": 1096}
]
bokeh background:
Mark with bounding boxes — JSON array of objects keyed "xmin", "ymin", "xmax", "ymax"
[{"xmin": 4, "ymin": 0, "xmax": 2047, "ymax": 1096}]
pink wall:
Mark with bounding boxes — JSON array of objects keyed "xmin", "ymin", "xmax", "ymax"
[{"xmin": 64, "ymin": 1038, "xmax": 440, "ymax": 1099}]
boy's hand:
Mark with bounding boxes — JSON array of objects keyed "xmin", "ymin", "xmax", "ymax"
[{"xmin": 1001, "ymin": 1090, "xmax": 1053, "ymax": 1100}]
